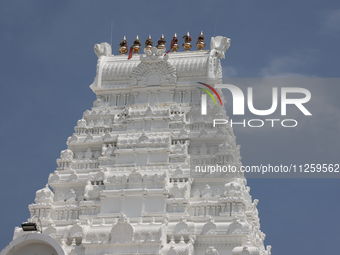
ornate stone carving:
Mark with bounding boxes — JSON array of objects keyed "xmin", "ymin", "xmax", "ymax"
[
  {"xmin": 227, "ymin": 217, "xmax": 243, "ymax": 234},
  {"xmin": 35, "ymin": 184, "xmax": 54, "ymax": 203},
  {"xmin": 210, "ymin": 36, "xmax": 231, "ymax": 59},
  {"xmin": 44, "ymin": 223, "xmax": 57, "ymax": 237},
  {"xmin": 174, "ymin": 217, "xmax": 195, "ymax": 235},
  {"xmin": 102, "ymin": 144, "xmax": 114, "ymax": 156},
  {"xmin": 204, "ymin": 246, "xmax": 219, "ymax": 255},
  {"xmin": 77, "ymin": 118, "xmax": 87, "ymax": 127},
  {"xmin": 60, "ymin": 149, "xmax": 74, "ymax": 161},
  {"xmin": 69, "ymin": 220, "xmax": 83, "ymax": 238},
  {"xmin": 88, "ymin": 185, "xmax": 100, "ymax": 200},
  {"xmin": 85, "ymin": 148, "xmax": 93, "ymax": 159},
  {"xmin": 94, "ymin": 42, "xmax": 112, "ymax": 58},
  {"xmin": 109, "ymin": 214, "xmax": 134, "ymax": 243},
  {"xmin": 202, "ymin": 217, "xmax": 217, "ymax": 235},
  {"xmin": 202, "ymin": 184, "xmax": 212, "ymax": 198},
  {"xmin": 66, "ymin": 189, "xmax": 77, "ymax": 202},
  {"xmin": 130, "ymin": 47, "xmax": 177, "ymax": 86}
]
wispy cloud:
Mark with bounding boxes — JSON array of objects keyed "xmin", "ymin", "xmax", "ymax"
[
  {"xmin": 260, "ymin": 53, "xmax": 316, "ymax": 78},
  {"xmin": 319, "ymin": 9, "xmax": 340, "ymax": 36},
  {"xmin": 223, "ymin": 66, "xmax": 237, "ymax": 77}
]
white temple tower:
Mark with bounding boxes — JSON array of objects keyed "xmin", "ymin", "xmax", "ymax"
[{"xmin": 1, "ymin": 33, "xmax": 271, "ymax": 255}]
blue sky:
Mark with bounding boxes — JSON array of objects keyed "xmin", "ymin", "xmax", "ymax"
[{"xmin": 0, "ymin": 1, "xmax": 340, "ymax": 254}]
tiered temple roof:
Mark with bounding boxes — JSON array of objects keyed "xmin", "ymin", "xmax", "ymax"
[{"xmin": 1, "ymin": 33, "xmax": 271, "ymax": 255}]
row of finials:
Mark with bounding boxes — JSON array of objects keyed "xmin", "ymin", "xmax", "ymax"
[{"xmin": 119, "ymin": 31, "xmax": 207, "ymax": 55}]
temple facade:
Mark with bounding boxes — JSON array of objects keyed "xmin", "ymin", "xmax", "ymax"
[{"xmin": 1, "ymin": 33, "xmax": 271, "ymax": 255}]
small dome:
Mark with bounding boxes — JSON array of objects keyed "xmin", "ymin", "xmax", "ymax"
[
  {"xmin": 224, "ymin": 181, "xmax": 241, "ymax": 190},
  {"xmin": 35, "ymin": 184, "xmax": 54, "ymax": 202},
  {"xmin": 232, "ymin": 239, "xmax": 260, "ymax": 255}
]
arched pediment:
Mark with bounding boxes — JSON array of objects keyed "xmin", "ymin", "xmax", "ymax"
[
  {"xmin": 109, "ymin": 214, "xmax": 134, "ymax": 243},
  {"xmin": 130, "ymin": 47, "xmax": 177, "ymax": 86},
  {"xmin": 1, "ymin": 233, "xmax": 66, "ymax": 255}
]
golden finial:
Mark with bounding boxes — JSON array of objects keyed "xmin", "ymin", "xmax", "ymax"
[
  {"xmin": 157, "ymin": 34, "xmax": 166, "ymax": 50},
  {"xmin": 196, "ymin": 31, "xmax": 206, "ymax": 51},
  {"xmin": 145, "ymin": 34, "xmax": 153, "ymax": 50},
  {"xmin": 132, "ymin": 35, "xmax": 141, "ymax": 54},
  {"xmin": 182, "ymin": 32, "xmax": 192, "ymax": 51},
  {"xmin": 119, "ymin": 36, "xmax": 128, "ymax": 55},
  {"xmin": 171, "ymin": 33, "xmax": 179, "ymax": 52}
]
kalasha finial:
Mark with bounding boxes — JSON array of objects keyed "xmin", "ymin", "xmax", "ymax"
[
  {"xmin": 171, "ymin": 33, "xmax": 179, "ymax": 52},
  {"xmin": 182, "ymin": 32, "xmax": 192, "ymax": 51},
  {"xmin": 145, "ymin": 34, "xmax": 153, "ymax": 50},
  {"xmin": 119, "ymin": 36, "xmax": 128, "ymax": 55},
  {"xmin": 157, "ymin": 34, "xmax": 166, "ymax": 50},
  {"xmin": 196, "ymin": 31, "xmax": 206, "ymax": 51},
  {"xmin": 132, "ymin": 35, "xmax": 141, "ymax": 54}
]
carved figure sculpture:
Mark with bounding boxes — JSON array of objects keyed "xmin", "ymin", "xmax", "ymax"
[
  {"xmin": 84, "ymin": 181, "xmax": 93, "ymax": 200},
  {"xmin": 60, "ymin": 149, "xmax": 74, "ymax": 161},
  {"xmin": 94, "ymin": 42, "xmax": 112, "ymax": 58},
  {"xmin": 210, "ymin": 36, "xmax": 231, "ymax": 59}
]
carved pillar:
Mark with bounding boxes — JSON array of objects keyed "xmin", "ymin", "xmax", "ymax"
[
  {"xmin": 172, "ymin": 203, "xmax": 177, "ymax": 213},
  {"xmin": 141, "ymin": 194, "xmax": 147, "ymax": 215},
  {"xmin": 206, "ymin": 205, "xmax": 210, "ymax": 216},
  {"xmin": 202, "ymin": 206, "xmax": 206, "ymax": 216},
  {"xmin": 237, "ymin": 203, "xmax": 242, "ymax": 214},
  {"xmin": 156, "ymin": 90, "xmax": 160, "ymax": 103},
  {"xmin": 91, "ymin": 206, "xmax": 96, "ymax": 215},
  {"xmin": 116, "ymin": 94, "xmax": 120, "ymax": 107},
  {"xmin": 40, "ymin": 208, "xmax": 45, "ymax": 218},
  {"xmin": 221, "ymin": 204, "xmax": 226, "ymax": 215},
  {"xmin": 120, "ymin": 194, "xmax": 125, "ymax": 213},
  {"xmin": 107, "ymin": 94, "xmax": 112, "ymax": 105},
  {"xmin": 195, "ymin": 206, "xmax": 199, "ymax": 216},
  {"xmin": 212, "ymin": 206, "xmax": 216, "ymax": 216},
  {"xmin": 147, "ymin": 91, "xmax": 151, "ymax": 105},
  {"xmin": 191, "ymin": 206, "xmax": 195, "ymax": 216},
  {"xmin": 163, "ymin": 194, "xmax": 168, "ymax": 213},
  {"xmin": 231, "ymin": 202, "xmax": 236, "ymax": 216},
  {"xmin": 134, "ymin": 92, "xmax": 139, "ymax": 104},
  {"xmin": 226, "ymin": 203, "xmax": 231, "ymax": 216},
  {"xmin": 180, "ymin": 91, "xmax": 185, "ymax": 103},
  {"xmin": 170, "ymin": 90, "xmax": 175, "ymax": 102},
  {"xmin": 46, "ymin": 208, "xmax": 51, "ymax": 219},
  {"xmin": 183, "ymin": 203, "xmax": 188, "ymax": 214},
  {"xmin": 216, "ymin": 206, "xmax": 221, "ymax": 215},
  {"xmin": 64, "ymin": 208, "xmax": 68, "ymax": 220},
  {"xmin": 81, "ymin": 207, "xmax": 86, "ymax": 215}
]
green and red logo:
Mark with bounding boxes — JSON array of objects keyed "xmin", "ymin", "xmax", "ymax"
[{"xmin": 196, "ymin": 82, "xmax": 223, "ymax": 115}]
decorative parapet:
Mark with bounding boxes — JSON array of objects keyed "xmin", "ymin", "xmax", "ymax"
[{"xmin": 90, "ymin": 36, "xmax": 230, "ymax": 89}]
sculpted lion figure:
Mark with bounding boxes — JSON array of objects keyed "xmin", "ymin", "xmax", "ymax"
[
  {"xmin": 94, "ymin": 42, "xmax": 112, "ymax": 58},
  {"xmin": 210, "ymin": 36, "xmax": 231, "ymax": 59}
]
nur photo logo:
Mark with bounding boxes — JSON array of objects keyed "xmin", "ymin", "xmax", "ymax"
[{"xmin": 197, "ymin": 82, "xmax": 312, "ymax": 128}]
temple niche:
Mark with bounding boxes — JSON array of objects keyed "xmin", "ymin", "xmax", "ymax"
[{"xmin": 1, "ymin": 32, "xmax": 271, "ymax": 255}]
